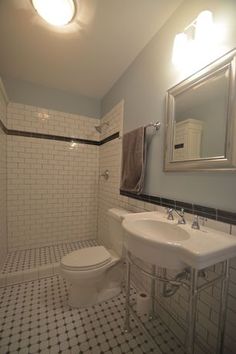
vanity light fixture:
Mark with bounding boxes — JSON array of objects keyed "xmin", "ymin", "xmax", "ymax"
[
  {"xmin": 32, "ymin": 0, "xmax": 76, "ymax": 27},
  {"xmin": 172, "ymin": 10, "xmax": 215, "ymax": 68}
]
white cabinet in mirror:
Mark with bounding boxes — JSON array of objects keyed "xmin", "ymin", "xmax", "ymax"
[{"xmin": 164, "ymin": 48, "xmax": 236, "ymax": 171}]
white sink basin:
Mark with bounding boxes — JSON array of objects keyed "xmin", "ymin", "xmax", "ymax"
[
  {"xmin": 133, "ymin": 220, "xmax": 190, "ymax": 242},
  {"xmin": 122, "ymin": 212, "xmax": 236, "ymax": 270}
]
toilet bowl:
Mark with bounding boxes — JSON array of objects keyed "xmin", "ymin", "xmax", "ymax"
[{"xmin": 60, "ymin": 208, "xmax": 130, "ymax": 308}]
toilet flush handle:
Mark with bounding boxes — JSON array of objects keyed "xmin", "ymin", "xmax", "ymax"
[{"xmin": 100, "ymin": 170, "xmax": 109, "ymax": 180}]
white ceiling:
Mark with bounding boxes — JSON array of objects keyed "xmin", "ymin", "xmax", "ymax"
[{"xmin": 0, "ymin": 0, "xmax": 182, "ymax": 99}]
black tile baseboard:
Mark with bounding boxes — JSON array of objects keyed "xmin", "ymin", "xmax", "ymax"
[
  {"xmin": 120, "ymin": 190, "xmax": 236, "ymax": 225},
  {"xmin": 0, "ymin": 119, "xmax": 119, "ymax": 146}
]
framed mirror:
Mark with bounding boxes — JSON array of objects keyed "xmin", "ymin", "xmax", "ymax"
[{"xmin": 164, "ymin": 49, "xmax": 236, "ymax": 171}]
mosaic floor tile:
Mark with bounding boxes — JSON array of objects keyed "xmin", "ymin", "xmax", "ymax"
[
  {"xmin": 0, "ymin": 275, "xmax": 159, "ymax": 354},
  {"xmin": 0, "ymin": 240, "xmax": 185, "ymax": 354},
  {"xmin": 1, "ymin": 240, "xmax": 98, "ymax": 274}
]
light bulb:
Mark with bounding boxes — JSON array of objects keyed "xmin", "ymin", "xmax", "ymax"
[
  {"xmin": 172, "ymin": 32, "xmax": 188, "ymax": 68},
  {"xmin": 32, "ymin": 0, "xmax": 76, "ymax": 27},
  {"xmin": 195, "ymin": 10, "xmax": 213, "ymax": 43}
]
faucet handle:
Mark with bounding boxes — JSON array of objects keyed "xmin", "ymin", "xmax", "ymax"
[
  {"xmin": 179, "ymin": 208, "xmax": 184, "ymax": 217},
  {"xmin": 166, "ymin": 208, "xmax": 174, "ymax": 220},
  {"xmin": 199, "ymin": 216, "xmax": 207, "ymax": 226},
  {"xmin": 177, "ymin": 208, "xmax": 186, "ymax": 224},
  {"xmin": 192, "ymin": 215, "xmax": 200, "ymax": 230}
]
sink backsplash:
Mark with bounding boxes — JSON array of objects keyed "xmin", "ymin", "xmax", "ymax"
[{"xmin": 120, "ymin": 190, "xmax": 236, "ymax": 226}]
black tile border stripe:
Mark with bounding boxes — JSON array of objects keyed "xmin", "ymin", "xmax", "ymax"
[
  {"xmin": 120, "ymin": 190, "xmax": 236, "ymax": 225},
  {"xmin": 0, "ymin": 119, "xmax": 119, "ymax": 146},
  {"xmin": 100, "ymin": 132, "xmax": 120, "ymax": 145},
  {"xmin": 0, "ymin": 119, "xmax": 8, "ymax": 134}
]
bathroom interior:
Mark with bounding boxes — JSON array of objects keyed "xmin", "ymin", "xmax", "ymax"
[{"xmin": 1, "ymin": 0, "xmax": 236, "ymax": 353}]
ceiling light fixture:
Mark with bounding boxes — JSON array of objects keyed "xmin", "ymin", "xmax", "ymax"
[{"xmin": 32, "ymin": 0, "xmax": 76, "ymax": 27}]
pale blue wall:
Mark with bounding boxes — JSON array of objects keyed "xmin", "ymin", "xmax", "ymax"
[
  {"xmin": 2, "ymin": 76, "xmax": 101, "ymax": 118},
  {"xmin": 102, "ymin": 0, "xmax": 236, "ymax": 211}
]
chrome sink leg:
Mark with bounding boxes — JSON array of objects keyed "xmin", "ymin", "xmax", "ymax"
[
  {"xmin": 186, "ymin": 268, "xmax": 198, "ymax": 354},
  {"xmin": 149, "ymin": 265, "xmax": 156, "ymax": 320},
  {"xmin": 216, "ymin": 260, "xmax": 229, "ymax": 354},
  {"xmin": 124, "ymin": 251, "xmax": 131, "ymax": 332}
]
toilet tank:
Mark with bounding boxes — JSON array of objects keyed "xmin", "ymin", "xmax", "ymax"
[{"xmin": 107, "ymin": 208, "xmax": 130, "ymax": 257}]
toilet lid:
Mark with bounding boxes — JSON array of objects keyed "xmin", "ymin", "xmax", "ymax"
[{"xmin": 61, "ymin": 246, "xmax": 112, "ymax": 270}]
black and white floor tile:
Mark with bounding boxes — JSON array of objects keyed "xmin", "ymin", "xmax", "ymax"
[
  {"xmin": 0, "ymin": 275, "xmax": 154, "ymax": 354},
  {"xmin": 1, "ymin": 240, "xmax": 98, "ymax": 274},
  {"xmin": 0, "ymin": 274, "xmax": 185, "ymax": 354}
]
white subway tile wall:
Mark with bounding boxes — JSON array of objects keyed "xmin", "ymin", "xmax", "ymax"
[
  {"xmin": 100, "ymin": 100, "xmax": 124, "ymax": 140},
  {"xmin": 0, "ymin": 87, "xmax": 7, "ymax": 269},
  {"xmin": 97, "ymin": 101, "xmax": 236, "ymax": 354},
  {"xmin": 7, "ymin": 102, "xmax": 100, "ymax": 141},
  {"xmin": 7, "ymin": 103, "xmax": 99, "ymax": 250}
]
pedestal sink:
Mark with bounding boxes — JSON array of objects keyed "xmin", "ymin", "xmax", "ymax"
[
  {"xmin": 122, "ymin": 211, "xmax": 236, "ymax": 270},
  {"xmin": 122, "ymin": 211, "xmax": 236, "ymax": 354}
]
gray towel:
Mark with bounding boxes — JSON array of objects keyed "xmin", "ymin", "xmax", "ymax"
[{"xmin": 120, "ymin": 126, "xmax": 147, "ymax": 195}]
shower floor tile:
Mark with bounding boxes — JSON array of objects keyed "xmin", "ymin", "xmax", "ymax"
[
  {"xmin": 0, "ymin": 275, "xmax": 161, "ymax": 354},
  {"xmin": 1, "ymin": 240, "xmax": 98, "ymax": 274}
]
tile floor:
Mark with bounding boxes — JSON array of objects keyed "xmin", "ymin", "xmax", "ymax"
[
  {"xmin": 0, "ymin": 239, "xmax": 186, "ymax": 354},
  {"xmin": 0, "ymin": 275, "xmax": 154, "ymax": 354},
  {"xmin": 1, "ymin": 240, "xmax": 98, "ymax": 274},
  {"xmin": 0, "ymin": 274, "xmax": 185, "ymax": 354}
]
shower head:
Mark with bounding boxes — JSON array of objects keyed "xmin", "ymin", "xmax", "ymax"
[
  {"xmin": 95, "ymin": 122, "xmax": 109, "ymax": 134},
  {"xmin": 95, "ymin": 125, "xmax": 102, "ymax": 133}
]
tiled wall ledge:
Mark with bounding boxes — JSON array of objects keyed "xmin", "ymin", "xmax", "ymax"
[
  {"xmin": 0, "ymin": 263, "xmax": 61, "ymax": 288},
  {"xmin": 120, "ymin": 190, "xmax": 236, "ymax": 225},
  {"xmin": 0, "ymin": 118, "xmax": 119, "ymax": 146}
]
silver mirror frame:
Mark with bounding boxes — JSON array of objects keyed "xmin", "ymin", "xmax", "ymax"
[{"xmin": 164, "ymin": 49, "xmax": 236, "ymax": 172}]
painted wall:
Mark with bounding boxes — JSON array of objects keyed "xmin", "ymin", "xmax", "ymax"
[
  {"xmin": 2, "ymin": 76, "xmax": 101, "ymax": 118},
  {"xmin": 0, "ymin": 82, "xmax": 8, "ymax": 267},
  {"xmin": 101, "ymin": 0, "xmax": 236, "ymax": 212}
]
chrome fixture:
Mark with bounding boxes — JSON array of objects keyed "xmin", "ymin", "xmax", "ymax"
[
  {"xmin": 191, "ymin": 215, "xmax": 200, "ymax": 229},
  {"xmin": 95, "ymin": 122, "xmax": 109, "ymax": 133},
  {"xmin": 191, "ymin": 215, "xmax": 207, "ymax": 230},
  {"xmin": 124, "ymin": 251, "xmax": 230, "ymax": 354},
  {"xmin": 100, "ymin": 169, "xmax": 109, "ymax": 180},
  {"xmin": 166, "ymin": 208, "xmax": 174, "ymax": 220},
  {"xmin": 166, "ymin": 208, "xmax": 186, "ymax": 224},
  {"xmin": 145, "ymin": 121, "xmax": 161, "ymax": 131}
]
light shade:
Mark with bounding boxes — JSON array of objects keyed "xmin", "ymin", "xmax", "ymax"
[
  {"xmin": 172, "ymin": 32, "xmax": 188, "ymax": 67},
  {"xmin": 195, "ymin": 10, "xmax": 213, "ymax": 43},
  {"xmin": 32, "ymin": 0, "xmax": 76, "ymax": 27}
]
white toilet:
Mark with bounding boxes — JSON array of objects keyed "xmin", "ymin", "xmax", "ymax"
[{"xmin": 60, "ymin": 208, "xmax": 130, "ymax": 308}]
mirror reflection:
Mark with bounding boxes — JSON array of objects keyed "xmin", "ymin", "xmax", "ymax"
[{"xmin": 173, "ymin": 68, "xmax": 229, "ymax": 161}]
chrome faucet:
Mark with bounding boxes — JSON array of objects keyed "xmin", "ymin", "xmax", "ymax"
[
  {"xmin": 191, "ymin": 215, "xmax": 200, "ymax": 229},
  {"xmin": 191, "ymin": 215, "xmax": 207, "ymax": 230},
  {"xmin": 166, "ymin": 208, "xmax": 186, "ymax": 224},
  {"xmin": 166, "ymin": 208, "xmax": 174, "ymax": 220}
]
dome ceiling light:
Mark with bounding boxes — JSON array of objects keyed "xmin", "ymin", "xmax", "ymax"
[{"xmin": 32, "ymin": 0, "xmax": 76, "ymax": 27}]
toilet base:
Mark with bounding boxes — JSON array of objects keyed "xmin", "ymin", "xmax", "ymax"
[{"xmin": 68, "ymin": 282, "xmax": 121, "ymax": 308}]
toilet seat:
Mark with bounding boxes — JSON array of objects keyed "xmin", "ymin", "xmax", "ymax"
[{"xmin": 61, "ymin": 246, "xmax": 112, "ymax": 271}]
